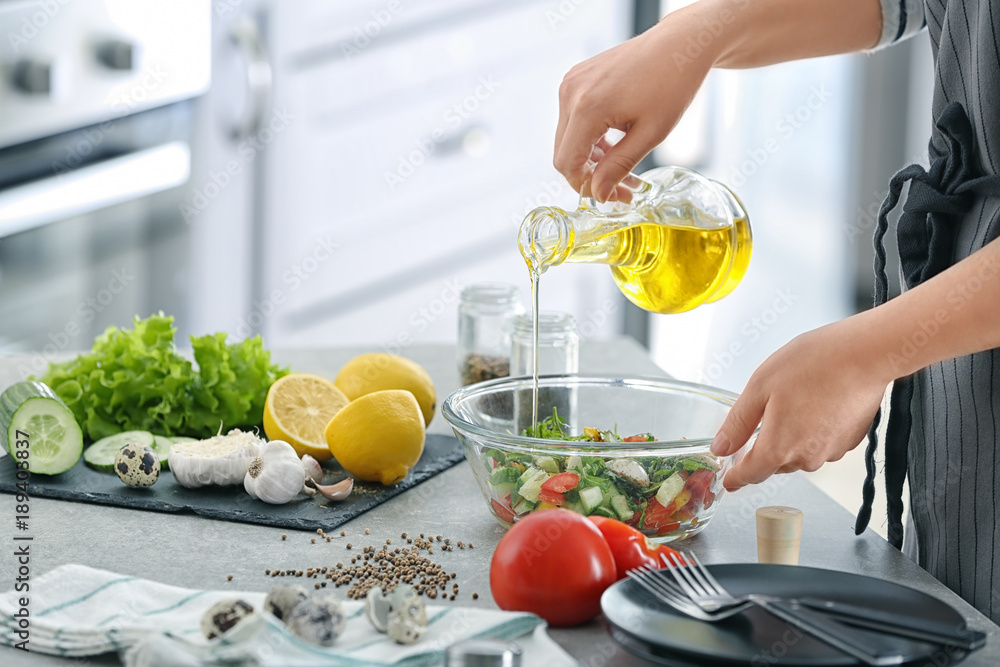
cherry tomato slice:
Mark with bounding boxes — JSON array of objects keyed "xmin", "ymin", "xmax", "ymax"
[
  {"xmin": 686, "ymin": 468, "xmax": 715, "ymax": 508},
  {"xmin": 623, "ymin": 434, "xmax": 650, "ymax": 442},
  {"xmin": 652, "ymin": 520, "xmax": 681, "ymax": 536},
  {"xmin": 540, "ymin": 472, "xmax": 580, "ymax": 494},
  {"xmin": 643, "ymin": 497, "xmax": 680, "ymax": 533},
  {"xmin": 491, "ymin": 496, "xmax": 517, "ymax": 523},
  {"xmin": 537, "ymin": 488, "xmax": 566, "ymax": 506}
]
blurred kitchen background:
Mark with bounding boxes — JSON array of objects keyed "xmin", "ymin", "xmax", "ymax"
[{"xmin": 0, "ymin": 0, "xmax": 933, "ymax": 528}]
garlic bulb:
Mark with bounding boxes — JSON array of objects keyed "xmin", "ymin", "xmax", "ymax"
[
  {"xmin": 244, "ymin": 440, "xmax": 306, "ymax": 504},
  {"xmin": 170, "ymin": 429, "xmax": 264, "ymax": 488}
]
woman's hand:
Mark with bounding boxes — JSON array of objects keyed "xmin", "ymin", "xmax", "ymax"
[
  {"xmin": 710, "ymin": 317, "xmax": 893, "ymax": 491},
  {"xmin": 553, "ymin": 0, "xmax": 883, "ymax": 203},
  {"xmin": 554, "ymin": 5, "xmax": 717, "ymax": 203}
]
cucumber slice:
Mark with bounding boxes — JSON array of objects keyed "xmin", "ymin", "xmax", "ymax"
[
  {"xmin": 84, "ymin": 431, "xmax": 155, "ymax": 472},
  {"xmin": 579, "ymin": 485, "xmax": 604, "ymax": 513},
  {"xmin": 0, "ymin": 381, "xmax": 83, "ymax": 475},
  {"xmin": 151, "ymin": 435, "xmax": 185, "ymax": 471}
]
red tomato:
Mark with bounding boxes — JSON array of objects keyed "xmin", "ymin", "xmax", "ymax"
[
  {"xmin": 537, "ymin": 488, "xmax": 566, "ymax": 506},
  {"xmin": 491, "ymin": 496, "xmax": 517, "ymax": 524},
  {"xmin": 587, "ymin": 516, "xmax": 679, "ymax": 580},
  {"xmin": 652, "ymin": 520, "xmax": 680, "ymax": 536},
  {"xmin": 642, "ymin": 498, "xmax": 682, "ymax": 535},
  {"xmin": 490, "ymin": 509, "xmax": 617, "ymax": 626},
  {"xmin": 704, "ymin": 489, "xmax": 717, "ymax": 509},
  {"xmin": 540, "ymin": 472, "xmax": 580, "ymax": 493},
  {"xmin": 686, "ymin": 468, "xmax": 715, "ymax": 507},
  {"xmin": 623, "ymin": 434, "xmax": 649, "ymax": 442}
]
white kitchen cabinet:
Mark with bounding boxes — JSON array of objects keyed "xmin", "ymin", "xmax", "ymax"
[{"xmin": 244, "ymin": 0, "xmax": 631, "ymax": 348}]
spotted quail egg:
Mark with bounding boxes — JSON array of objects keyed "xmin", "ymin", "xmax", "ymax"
[
  {"xmin": 264, "ymin": 584, "xmax": 308, "ymax": 622},
  {"xmin": 201, "ymin": 599, "xmax": 255, "ymax": 639},
  {"xmin": 286, "ymin": 594, "xmax": 346, "ymax": 646},
  {"xmin": 115, "ymin": 443, "xmax": 160, "ymax": 487}
]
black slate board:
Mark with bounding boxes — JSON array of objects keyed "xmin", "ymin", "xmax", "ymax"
[{"xmin": 0, "ymin": 434, "xmax": 466, "ymax": 532}]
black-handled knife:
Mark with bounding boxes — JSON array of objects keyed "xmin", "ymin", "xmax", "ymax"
[{"xmin": 798, "ymin": 597, "xmax": 987, "ymax": 651}]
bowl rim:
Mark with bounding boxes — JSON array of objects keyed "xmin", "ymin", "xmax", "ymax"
[{"xmin": 442, "ymin": 374, "xmax": 751, "ymax": 453}]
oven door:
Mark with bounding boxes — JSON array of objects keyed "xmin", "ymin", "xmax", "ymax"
[{"xmin": 0, "ymin": 103, "xmax": 195, "ymax": 358}]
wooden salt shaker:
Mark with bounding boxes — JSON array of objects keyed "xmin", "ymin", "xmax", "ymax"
[{"xmin": 756, "ymin": 506, "xmax": 803, "ymax": 565}]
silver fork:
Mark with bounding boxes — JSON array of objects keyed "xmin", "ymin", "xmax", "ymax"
[
  {"xmin": 658, "ymin": 552, "xmax": 984, "ymax": 650},
  {"xmin": 633, "ymin": 553, "xmax": 906, "ymax": 666}
]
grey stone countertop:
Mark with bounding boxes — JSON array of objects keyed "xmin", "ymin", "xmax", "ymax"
[{"xmin": 0, "ymin": 340, "xmax": 997, "ymax": 666}]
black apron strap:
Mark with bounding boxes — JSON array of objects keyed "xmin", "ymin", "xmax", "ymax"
[{"xmin": 856, "ymin": 102, "xmax": 1000, "ymax": 547}]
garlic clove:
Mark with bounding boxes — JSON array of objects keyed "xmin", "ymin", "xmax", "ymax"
[
  {"xmin": 301, "ymin": 455, "xmax": 323, "ymax": 484},
  {"xmin": 305, "ymin": 477, "xmax": 353, "ymax": 501}
]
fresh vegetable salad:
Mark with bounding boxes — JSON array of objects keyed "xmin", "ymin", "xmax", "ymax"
[{"xmin": 482, "ymin": 409, "xmax": 721, "ymax": 538}]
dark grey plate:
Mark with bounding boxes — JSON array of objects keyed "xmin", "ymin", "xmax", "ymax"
[
  {"xmin": 601, "ymin": 563, "xmax": 973, "ymax": 666},
  {"xmin": 0, "ymin": 434, "xmax": 465, "ymax": 533}
]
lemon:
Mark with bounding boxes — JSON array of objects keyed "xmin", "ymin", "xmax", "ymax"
[
  {"xmin": 334, "ymin": 354, "xmax": 436, "ymax": 426},
  {"xmin": 263, "ymin": 374, "xmax": 349, "ymax": 461},
  {"xmin": 324, "ymin": 389, "xmax": 425, "ymax": 485}
]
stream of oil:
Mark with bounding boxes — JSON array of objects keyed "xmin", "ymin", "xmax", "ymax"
[{"xmin": 529, "ymin": 270, "xmax": 539, "ymax": 430}]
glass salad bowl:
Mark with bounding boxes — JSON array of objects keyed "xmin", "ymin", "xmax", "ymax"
[{"xmin": 442, "ymin": 375, "xmax": 752, "ymax": 543}]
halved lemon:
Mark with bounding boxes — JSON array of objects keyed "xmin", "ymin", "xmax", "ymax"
[{"xmin": 263, "ymin": 373, "xmax": 349, "ymax": 460}]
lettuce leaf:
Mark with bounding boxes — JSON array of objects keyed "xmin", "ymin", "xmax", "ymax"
[{"xmin": 37, "ymin": 313, "xmax": 288, "ymax": 440}]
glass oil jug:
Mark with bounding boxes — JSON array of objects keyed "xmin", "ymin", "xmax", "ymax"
[{"xmin": 517, "ymin": 166, "xmax": 751, "ymax": 314}]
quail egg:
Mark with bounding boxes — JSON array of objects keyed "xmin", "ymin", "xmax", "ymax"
[
  {"xmin": 365, "ymin": 585, "xmax": 427, "ymax": 644},
  {"xmin": 115, "ymin": 443, "xmax": 160, "ymax": 488},
  {"xmin": 286, "ymin": 594, "xmax": 346, "ymax": 646},
  {"xmin": 201, "ymin": 599, "xmax": 255, "ymax": 639},
  {"xmin": 264, "ymin": 584, "xmax": 308, "ymax": 622}
]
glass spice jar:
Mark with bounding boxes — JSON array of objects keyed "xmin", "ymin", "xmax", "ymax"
[
  {"xmin": 510, "ymin": 311, "xmax": 580, "ymax": 377},
  {"xmin": 457, "ymin": 283, "xmax": 525, "ymax": 386},
  {"xmin": 511, "ymin": 311, "xmax": 579, "ymax": 430}
]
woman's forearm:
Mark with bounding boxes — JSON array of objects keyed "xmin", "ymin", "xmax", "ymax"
[
  {"xmin": 855, "ymin": 237, "xmax": 1000, "ymax": 383},
  {"xmin": 667, "ymin": 0, "xmax": 884, "ymax": 69}
]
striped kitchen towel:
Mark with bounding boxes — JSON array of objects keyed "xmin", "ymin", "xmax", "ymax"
[{"xmin": 0, "ymin": 564, "xmax": 577, "ymax": 666}]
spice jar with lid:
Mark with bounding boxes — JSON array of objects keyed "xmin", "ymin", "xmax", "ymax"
[{"xmin": 457, "ymin": 283, "xmax": 525, "ymax": 386}]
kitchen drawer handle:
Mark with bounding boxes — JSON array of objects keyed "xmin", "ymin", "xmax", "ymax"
[
  {"xmin": 0, "ymin": 142, "xmax": 190, "ymax": 239},
  {"xmin": 229, "ymin": 14, "xmax": 273, "ymax": 141}
]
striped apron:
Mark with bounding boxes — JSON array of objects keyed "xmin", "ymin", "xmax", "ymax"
[{"xmin": 858, "ymin": 0, "xmax": 1000, "ymax": 624}]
